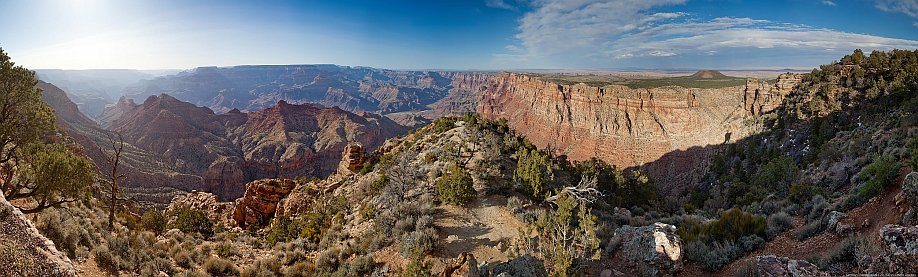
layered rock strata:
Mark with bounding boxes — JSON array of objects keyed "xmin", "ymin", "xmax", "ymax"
[{"xmin": 477, "ymin": 73, "xmax": 774, "ymax": 192}]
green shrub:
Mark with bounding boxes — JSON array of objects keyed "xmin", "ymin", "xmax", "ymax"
[
  {"xmin": 203, "ymin": 256, "xmax": 238, "ymax": 276},
  {"xmin": 92, "ymin": 246, "xmax": 119, "ymax": 275},
  {"xmin": 788, "ymin": 183, "xmax": 816, "ymax": 205},
  {"xmin": 214, "ymin": 241, "xmax": 237, "ymax": 258},
  {"xmin": 173, "ymin": 209, "xmax": 214, "ymax": 239},
  {"xmin": 432, "ymin": 117, "xmax": 458, "ymax": 133},
  {"xmin": 856, "ymin": 154, "xmax": 900, "ymax": 201},
  {"xmin": 400, "ymin": 254, "xmax": 432, "ymax": 277},
  {"xmin": 141, "ymin": 210, "xmax": 167, "ymax": 235},
  {"xmin": 435, "ymin": 164, "xmax": 476, "ymax": 205},
  {"xmin": 794, "ymin": 221, "xmax": 824, "ymax": 240},
  {"xmin": 174, "ymin": 250, "xmax": 195, "ymax": 269},
  {"xmin": 684, "ymin": 240, "xmax": 745, "ymax": 272},
  {"xmin": 399, "ymin": 228, "xmax": 437, "ymax": 258},
  {"xmin": 766, "ymin": 212, "xmax": 793, "ymax": 239},
  {"xmin": 680, "ymin": 209, "xmax": 766, "ymax": 243},
  {"xmin": 514, "ymin": 148, "xmax": 553, "ymax": 198},
  {"xmin": 908, "ymin": 136, "xmax": 918, "ymax": 170}
]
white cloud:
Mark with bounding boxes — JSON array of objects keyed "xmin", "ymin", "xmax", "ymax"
[
  {"xmin": 873, "ymin": 0, "xmax": 918, "ymax": 18},
  {"xmin": 822, "ymin": 0, "xmax": 837, "ymax": 7},
  {"xmin": 608, "ymin": 17, "xmax": 918, "ymax": 58},
  {"xmin": 498, "ymin": 0, "xmax": 918, "ymax": 67},
  {"xmin": 486, "ymin": 0, "xmax": 517, "ymax": 10}
]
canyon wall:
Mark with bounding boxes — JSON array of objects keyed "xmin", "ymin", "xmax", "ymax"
[{"xmin": 478, "ymin": 73, "xmax": 800, "ymax": 193}]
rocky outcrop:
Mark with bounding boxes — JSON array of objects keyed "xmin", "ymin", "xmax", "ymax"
[
  {"xmin": 477, "ymin": 73, "xmax": 765, "ymax": 193},
  {"xmin": 899, "ymin": 172, "xmax": 918, "ymax": 225},
  {"xmin": 880, "ymin": 224, "xmax": 918, "ymax": 256},
  {"xmin": 753, "ymin": 255, "xmax": 823, "ymax": 277},
  {"xmin": 232, "ymin": 179, "xmax": 298, "ymax": 229},
  {"xmin": 165, "ymin": 191, "xmax": 235, "ymax": 226},
  {"xmin": 337, "ymin": 144, "xmax": 365, "ymax": 175},
  {"xmin": 0, "ymin": 193, "xmax": 76, "ymax": 277},
  {"xmin": 440, "ymin": 252, "xmax": 480, "ymax": 277},
  {"xmin": 743, "ymin": 73, "xmax": 802, "ymax": 116},
  {"xmin": 615, "ymin": 222, "xmax": 684, "ymax": 276}
]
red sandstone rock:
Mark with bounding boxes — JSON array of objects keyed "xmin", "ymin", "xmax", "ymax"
[{"xmin": 232, "ymin": 178, "xmax": 298, "ymax": 229}]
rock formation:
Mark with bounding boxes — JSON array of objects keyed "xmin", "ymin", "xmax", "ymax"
[
  {"xmin": 336, "ymin": 144, "xmax": 366, "ymax": 175},
  {"xmin": 440, "ymin": 252, "xmax": 480, "ymax": 277},
  {"xmin": 615, "ymin": 223, "xmax": 684, "ymax": 276},
  {"xmin": 879, "ymin": 224, "xmax": 918, "ymax": 256},
  {"xmin": 753, "ymin": 255, "xmax": 822, "ymax": 277},
  {"xmin": 232, "ymin": 179, "xmax": 298, "ymax": 229},
  {"xmin": 165, "ymin": 191, "xmax": 235, "ymax": 227},
  {"xmin": 99, "ymin": 94, "xmax": 408, "ymax": 200},
  {"xmin": 899, "ymin": 172, "xmax": 918, "ymax": 225},
  {"xmin": 743, "ymin": 73, "xmax": 802, "ymax": 116},
  {"xmin": 477, "ymin": 73, "xmax": 771, "ymax": 192},
  {"xmin": 0, "ymin": 193, "xmax": 76, "ymax": 277}
]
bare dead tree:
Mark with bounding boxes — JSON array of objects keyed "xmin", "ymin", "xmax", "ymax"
[
  {"xmin": 100, "ymin": 131, "xmax": 126, "ymax": 230},
  {"xmin": 545, "ymin": 175, "xmax": 603, "ymax": 205}
]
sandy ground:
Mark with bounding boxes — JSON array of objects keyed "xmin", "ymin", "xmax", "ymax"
[{"xmin": 431, "ymin": 193, "xmax": 526, "ymax": 272}]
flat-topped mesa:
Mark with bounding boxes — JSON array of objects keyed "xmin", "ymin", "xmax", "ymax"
[
  {"xmin": 743, "ymin": 73, "xmax": 802, "ymax": 116},
  {"xmin": 477, "ymin": 72, "xmax": 784, "ymax": 193}
]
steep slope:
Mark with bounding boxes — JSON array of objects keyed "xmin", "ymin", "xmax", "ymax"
[
  {"xmin": 477, "ymin": 72, "xmax": 800, "ymax": 192},
  {"xmin": 38, "ymin": 81, "xmax": 200, "ymax": 207},
  {"xmin": 104, "ymin": 94, "xmax": 409, "ymax": 200}
]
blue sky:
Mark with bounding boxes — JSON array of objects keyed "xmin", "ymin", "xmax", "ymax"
[{"xmin": 1, "ymin": 0, "xmax": 917, "ymax": 70}]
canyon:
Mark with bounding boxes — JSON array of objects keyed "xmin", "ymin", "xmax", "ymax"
[
  {"xmin": 40, "ymin": 81, "xmax": 407, "ymax": 203},
  {"xmin": 477, "ymin": 72, "xmax": 801, "ymax": 193}
]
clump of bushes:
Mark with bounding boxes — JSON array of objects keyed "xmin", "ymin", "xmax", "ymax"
[
  {"xmin": 141, "ymin": 210, "xmax": 167, "ymax": 235},
  {"xmin": 203, "ymin": 256, "xmax": 238, "ymax": 276},
  {"xmin": 679, "ymin": 209, "xmax": 766, "ymax": 243},
  {"xmin": 173, "ymin": 209, "xmax": 214, "ymax": 239},
  {"xmin": 435, "ymin": 164, "xmax": 476, "ymax": 205},
  {"xmin": 838, "ymin": 154, "xmax": 900, "ymax": 211},
  {"xmin": 766, "ymin": 212, "xmax": 794, "ymax": 239}
]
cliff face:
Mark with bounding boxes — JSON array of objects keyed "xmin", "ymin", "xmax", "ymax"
[
  {"xmin": 743, "ymin": 73, "xmax": 802, "ymax": 116},
  {"xmin": 477, "ymin": 73, "xmax": 792, "ymax": 192},
  {"xmin": 105, "ymin": 95, "xmax": 408, "ymax": 200}
]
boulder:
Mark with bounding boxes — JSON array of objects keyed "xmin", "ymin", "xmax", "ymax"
[
  {"xmin": 879, "ymin": 224, "xmax": 918, "ymax": 256},
  {"xmin": 899, "ymin": 172, "xmax": 918, "ymax": 225},
  {"xmin": 232, "ymin": 178, "xmax": 297, "ymax": 229},
  {"xmin": 616, "ymin": 222, "xmax": 684, "ymax": 276},
  {"xmin": 826, "ymin": 211, "xmax": 846, "ymax": 232},
  {"xmin": 0, "ymin": 193, "xmax": 76, "ymax": 276},
  {"xmin": 166, "ymin": 191, "xmax": 234, "ymax": 226},
  {"xmin": 440, "ymin": 252, "xmax": 479, "ymax": 277},
  {"xmin": 490, "ymin": 255, "xmax": 548, "ymax": 277},
  {"xmin": 754, "ymin": 255, "xmax": 823, "ymax": 277}
]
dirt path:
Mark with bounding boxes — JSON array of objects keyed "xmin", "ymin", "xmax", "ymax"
[
  {"xmin": 431, "ymin": 194, "xmax": 525, "ymax": 271},
  {"xmin": 683, "ymin": 168, "xmax": 909, "ymax": 276}
]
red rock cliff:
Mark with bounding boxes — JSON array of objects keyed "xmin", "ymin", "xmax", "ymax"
[{"xmin": 477, "ymin": 73, "xmax": 777, "ymax": 193}]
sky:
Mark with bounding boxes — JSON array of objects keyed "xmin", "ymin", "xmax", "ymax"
[{"xmin": 1, "ymin": 0, "xmax": 917, "ymax": 70}]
